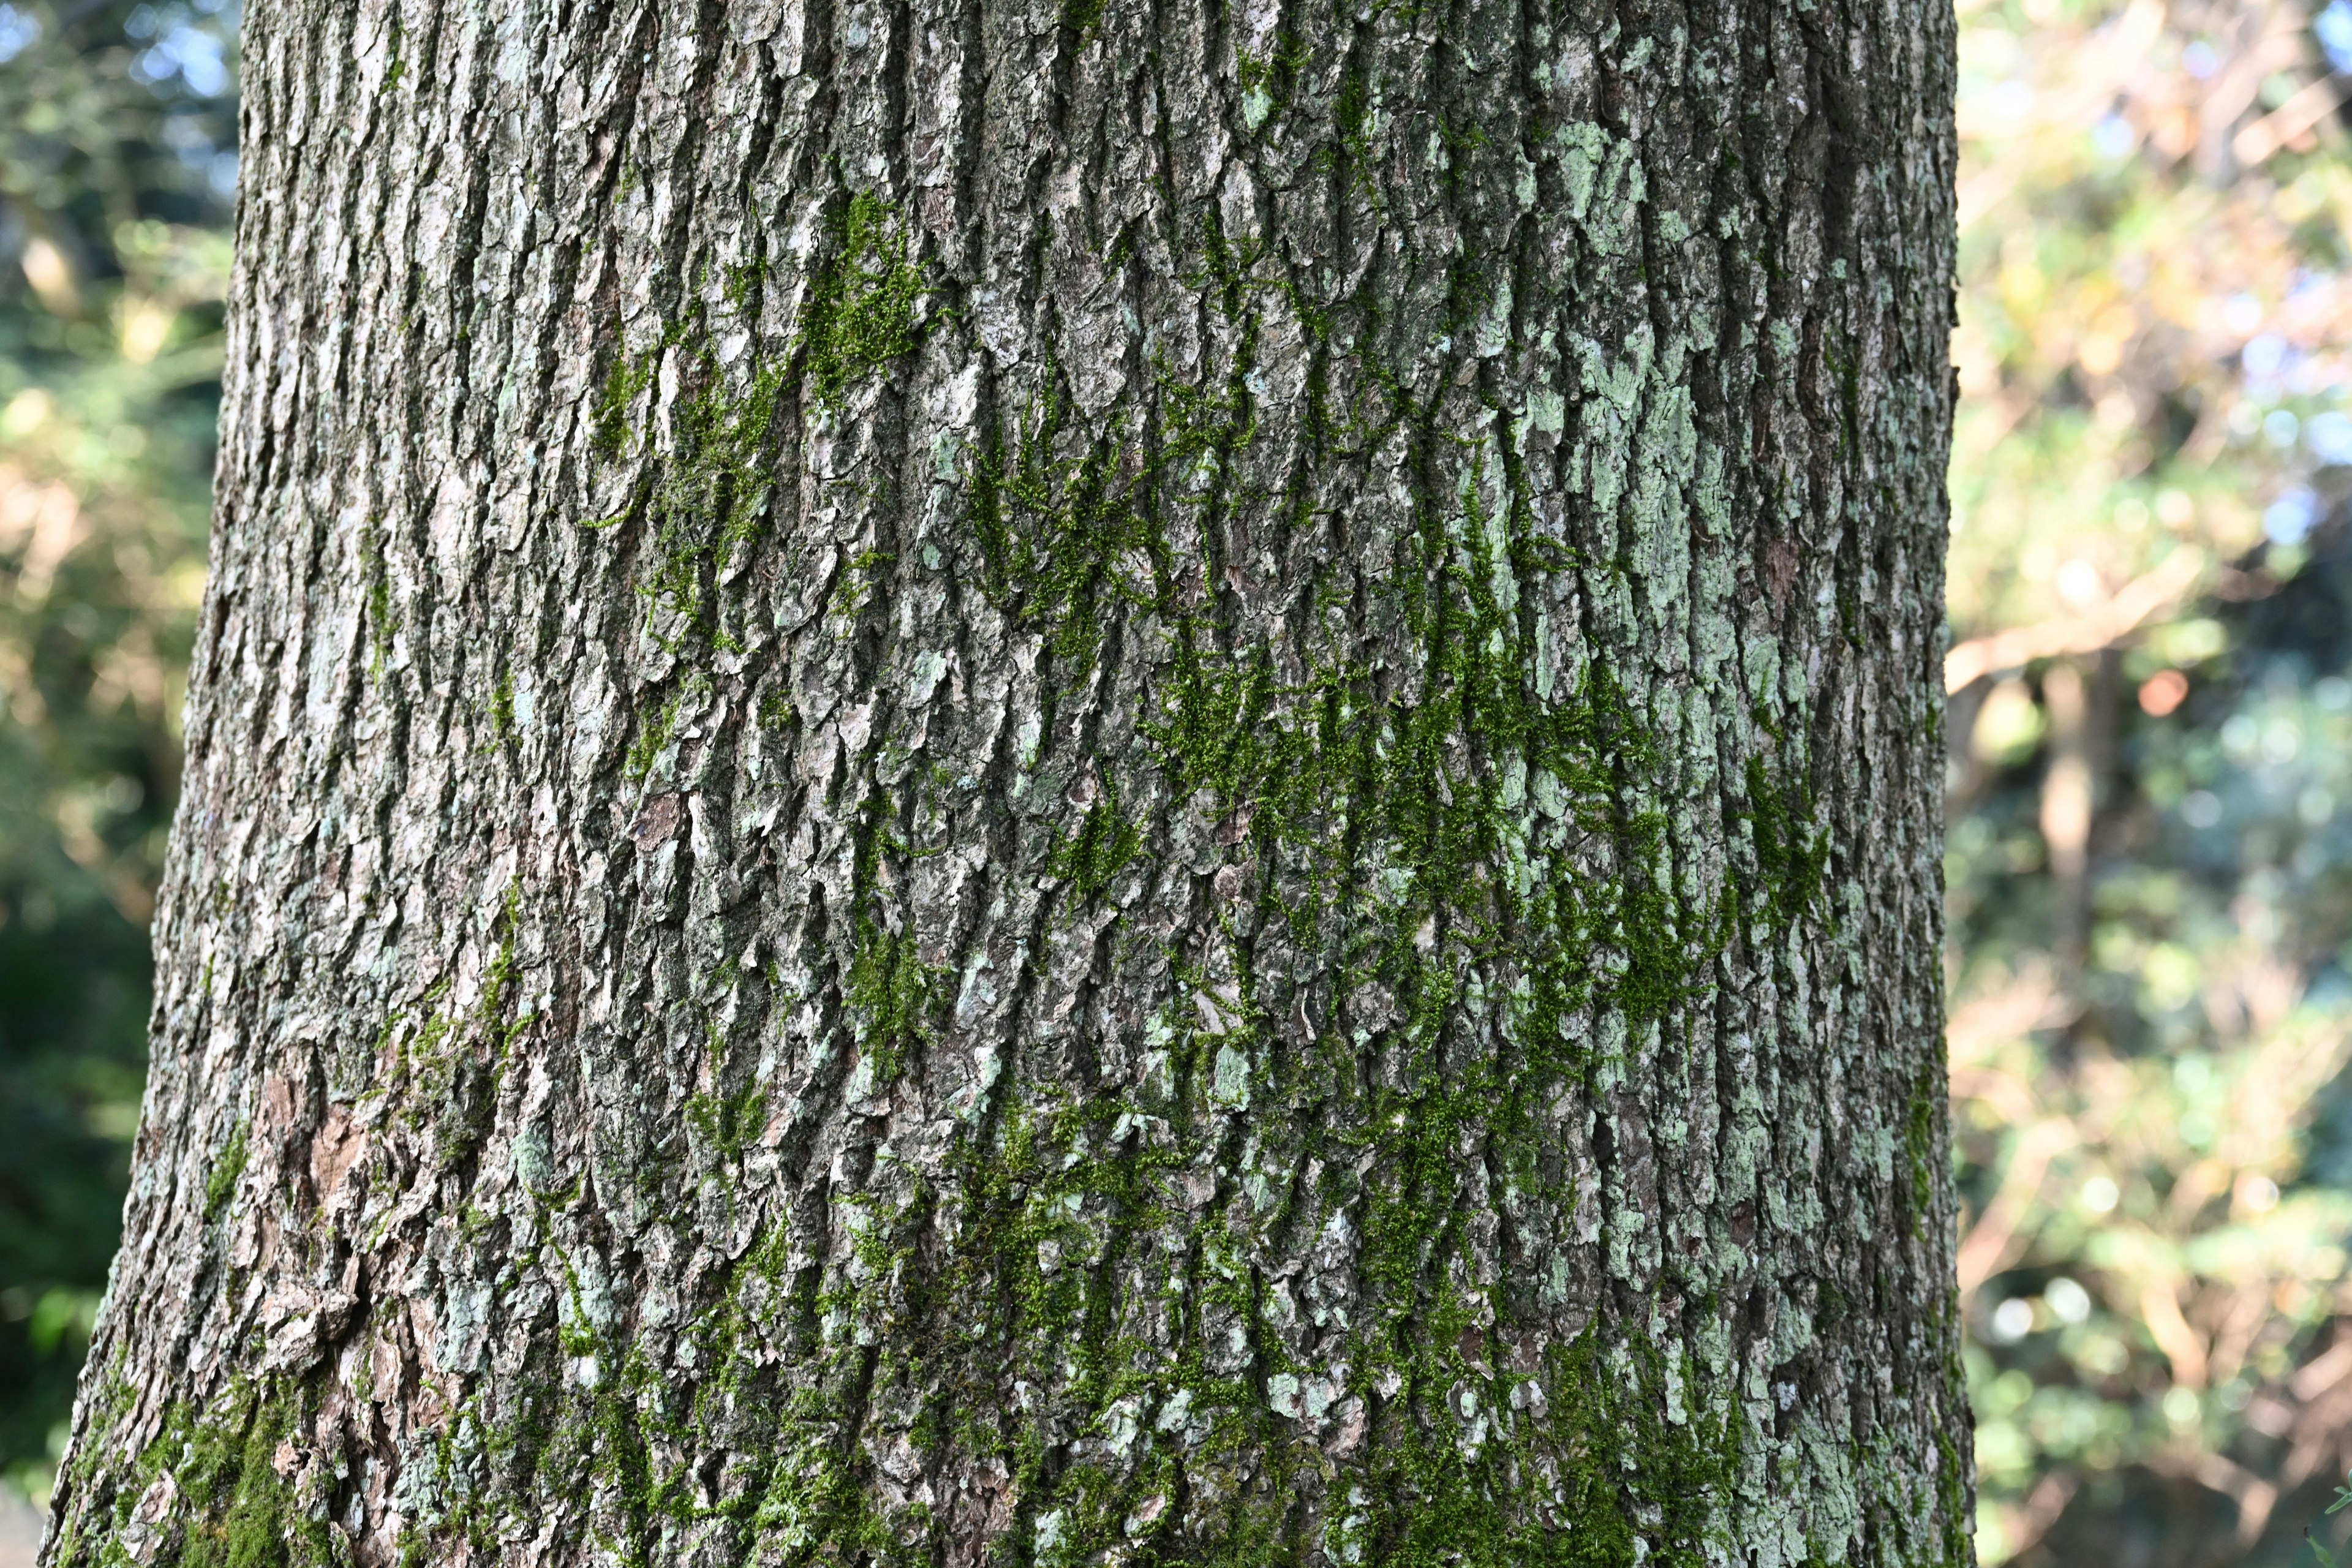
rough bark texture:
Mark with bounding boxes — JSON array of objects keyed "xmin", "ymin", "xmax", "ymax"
[{"xmin": 47, "ymin": 0, "xmax": 1962, "ymax": 1562}]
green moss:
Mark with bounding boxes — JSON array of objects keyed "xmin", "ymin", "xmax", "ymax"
[
  {"xmin": 756, "ymin": 685, "xmax": 796, "ymax": 731},
  {"xmin": 180, "ymin": 1432, "xmax": 293, "ymax": 1567},
  {"xmin": 835, "ymin": 790, "xmax": 943, "ymax": 1091},
  {"xmin": 385, "ymin": 892, "xmax": 532, "ymax": 1174},
  {"xmin": 796, "ymin": 192, "xmax": 922, "ymax": 409},
  {"xmin": 721, "ymin": 257, "xmax": 767, "ymax": 317},
  {"xmin": 823, "ymin": 221, "xmax": 1785, "ymax": 1548},
  {"xmin": 591, "ymin": 352, "xmax": 655, "ymax": 461},
  {"xmin": 845, "ymin": 917, "xmax": 932, "ymax": 1087},
  {"xmin": 45, "ymin": 1363, "xmax": 135, "ymax": 1565},
  {"xmin": 685, "ymin": 1025, "xmax": 767, "ymax": 1163},
  {"xmin": 1338, "ymin": 1327, "xmax": 1747, "ymax": 1568},
  {"xmin": 585, "ymin": 244, "xmax": 865, "ymax": 772},
  {"xmin": 969, "ymin": 358, "xmax": 1166, "ymax": 674},
  {"xmin": 630, "ymin": 364, "xmax": 785, "ymax": 650},
  {"xmin": 1933, "ymin": 1428, "xmax": 1972, "ymax": 1567},
  {"xmin": 1325, "ymin": 56, "xmax": 1385, "ymax": 208},
  {"xmin": 358, "ymin": 516, "xmax": 396, "ymax": 677},
  {"xmin": 100, "ymin": 1383, "xmax": 337, "ymax": 1568},
  {"xmin": 1235, "ymin": 32, "xmax": 1310, "ymax": 132},
  {"xmin": 622, "ymin": 679, "xmax": 693, "ymax": 780},
  {"xmin": 581, "ymin": 194, "xmax": 923, "ymax": 803},
  {"xmin": 488, "ymin": 669, "xmax": 517, "ymax": 743},
  {"xmin": 281, "ymin": 145, "xmax": 1917, "ymax": 1565},
  {"xmin": 1907, "ymin": 1082, "xmax": 1941, "ymax": 1235},
  {"xmin": 1194, "ymin": 210, "xmax": 1274, "ymax": 325},
  {"xmin": 203, "ymin": 1124, "xmax": 247, "ymax": 1221},
  {"xmin": 1130, "ymin": 453, "xmax": 1720, "ymax": 1076},
  {"xmin": 1046, "ymin": 781, "xmax": 1144, "ymax": 899},
  {"xmin": 1743, "ymin": 753, "xmax": 1827, "ymax": 932}
]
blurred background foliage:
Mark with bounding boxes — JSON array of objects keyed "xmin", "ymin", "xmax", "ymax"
[
  {"xmin": 0, "ymin": 0, "xmax": 235, "ymax": 1511},
  {"xmin": 6, "ymin": 0, "xmax": 2352, "ymax": 1563},
  {"xmin": 1952, "ymin": 0, "xmax": 2352, "ymax": 1556}
]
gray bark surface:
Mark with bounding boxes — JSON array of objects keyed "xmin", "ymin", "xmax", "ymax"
[{"xmin": 46, "ymin": 0, "xmax": 1963, "ymax": 1562}]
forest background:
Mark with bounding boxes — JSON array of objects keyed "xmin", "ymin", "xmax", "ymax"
[{"xmin": 2, "ymin": 0, "xmax": 2351, "ymax": 1561}]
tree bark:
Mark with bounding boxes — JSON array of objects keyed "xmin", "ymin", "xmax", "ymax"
[{"xmin": 46, "ymin": 0, "xmax": 1962, "ymax": 1562}]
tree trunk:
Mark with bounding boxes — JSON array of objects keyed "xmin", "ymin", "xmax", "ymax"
[{"xmin": 45, "ymin": 0, "xmax": 1962, "ymax": 1562}]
